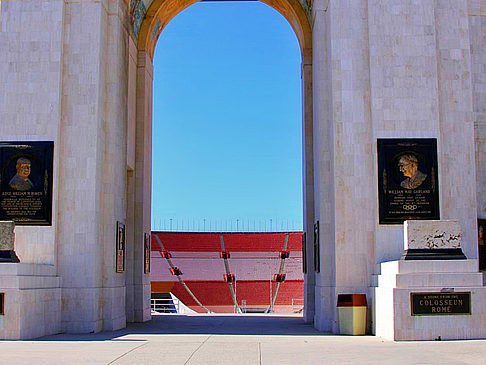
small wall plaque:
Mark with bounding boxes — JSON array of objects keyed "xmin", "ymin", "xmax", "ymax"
[
  {"xmin": 378, "ymin": 139, "xmax": 439, "ymax": 224},
  {"xmin": 144, "ymin": 233, "xmax": 151, "ymax": 274},
  {"xmin": 314, "ymin": 221, "xmax": 320, "ymax": 273},
  {"xmin": 0, "ymin": 142, "xmax": 54, "ymax": 225},
  {"xmin": 302, "ymin": 232, "xmax": 307, "ymax": 274},
  {"xmin": 411, "ymin": 292, "xmax": 471, "ymax": 316},
  {"xmin": 0, "ymin": 293, "xmax": 4, "ymax": 315},
  {"xmin": 478, "ymin": 219, "xmax": 486, "ymax": 271},
  {"xmin": 116, "ymin": 222, "xmax": 125, "ymax": 273}
]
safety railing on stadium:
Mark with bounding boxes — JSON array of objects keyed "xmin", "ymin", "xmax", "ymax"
[
  {"xmin": 292, "ymin": 298, "xmax": 304, "ymax": 313},
  {"xmin": 151, "ymin": 297, "xmax": 181, "ymax": 313}
]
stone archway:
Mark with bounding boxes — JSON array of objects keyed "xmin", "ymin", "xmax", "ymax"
[{"xmin": 126, "ymin": 0, "xmax": 315, "ymax": 324}]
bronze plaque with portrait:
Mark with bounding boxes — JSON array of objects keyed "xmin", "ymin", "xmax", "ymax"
[
  {"xmin": 0, "ymin": 142, "xmax": 54, "ymax": 225},
  {"xmin": 378, "ymin": 139, "xmax": 439, "ymax": 224},
  {"xmin": 116, "ymin": 222, "xmax": 125, "ymax": 273}
]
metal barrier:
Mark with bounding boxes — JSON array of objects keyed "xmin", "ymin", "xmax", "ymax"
[
  {"xmin": 151, "ymin": 297, "xmax": 180, "ymax": 313},
  {"xmin": 292, "ymin": 298, "xmax": 304, "ymax": 313}
]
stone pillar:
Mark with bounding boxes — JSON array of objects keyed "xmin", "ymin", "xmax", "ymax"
[
  {"xmin": 58, "ymin": 0, "xmax": 106, "ymax": 334},
  {"xmin": 435, "ymin": 0, "xmax": 477, "ymax": 259},
  {"xmin": 312, "ymin": 0, "xmax": 375, "ymax": 332},
  {"xmin": 125, "ymin": 36, "xmax": 138, "ymax": 323},
  {"xmin": 302, "ymin": 48, "xmax": 315, "ymax": 323},
  {"xmin": 470, "ymin": 2, "xmax": 486, "ymax": 220},
  {"xmin": 132, "ymin": 49, "xmax": 153, "ymax": 322},
  {"xmin": 312, "ymin": 0, "xmax": 335, "ymax": 332},
  {"xmin": 58, "ymin": 0, "xmax": 130, "ymax": 333},
  {"xmin": 100, "ymin": 0, "xmax": 130, "ymax": 331}
]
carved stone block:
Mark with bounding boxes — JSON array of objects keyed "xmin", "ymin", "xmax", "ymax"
[
  {"xmin": 403, "ymin": 220, "xmax": 466, "ymax": 260},
  {"xmin": 0, "ymin": 221, "xmax": 15, "ymax": 251}
]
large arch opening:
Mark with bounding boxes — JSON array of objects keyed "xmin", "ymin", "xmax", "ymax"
[{"xmin": 128, "ymin": 0, "xmax": 314, "ymax": 323}]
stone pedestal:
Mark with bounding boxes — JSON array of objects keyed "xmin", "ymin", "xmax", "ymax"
[
  {"xmin": 0, "ymin": 222, "xmax": 19, "ymax": 263},
  {"xmin": 373, "ymin": 260, "xmax": 486, "ymax": 341},
  {"xmin": 0, "ymin": 264, "xmax": 61, "ymax": 339}
]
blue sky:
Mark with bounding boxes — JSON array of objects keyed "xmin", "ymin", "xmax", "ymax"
[{"xmin": 151, "ymin": 1, "xmax": 303, "ymax": 232}]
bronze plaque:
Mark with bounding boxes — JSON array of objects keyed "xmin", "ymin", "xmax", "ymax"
[
  {"xmin": 314, "ymin": 221, "xmax": 320, "ymax": 273},
  {"xmin": 0, "ymin": 142, "xmax": 54, "ymax": 225},
  {"xmin": 411, "ymin": 292, "xmax": 471, "ymax": 316},
  {"xmin": 144, "ymin": 233, "xmax": 151, "ymax": 274},
  {"xmin": 116, "ymin": 222, "xmax": 125, "ymax": 273},
  {"xmin": 378, "ymin": 139, "xmax": 439, "ymax": 224},
  {"xmin": 0, "ymin": 293, "xmax": 4, "ymax": 315},
  {"xmin": 478, "ymin": 219, "xmax": 486, "ymax": 271}
]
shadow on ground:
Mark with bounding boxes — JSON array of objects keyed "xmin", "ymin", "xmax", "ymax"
[{"xmin": 37, "ymin": 314, "xmax": 326, "ymax": 341}]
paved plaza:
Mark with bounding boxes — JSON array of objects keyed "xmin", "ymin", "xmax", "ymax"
[{"xmin": 0, "ymin": 313, "xmax": 485, "ymax": 365}]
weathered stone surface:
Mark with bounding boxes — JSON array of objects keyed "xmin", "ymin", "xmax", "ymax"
[
  {"xmin": 404, "ymin": 220, "xmax": 462, "ymax": 250},
  {"xmin": 0, "ymin": 221, "xmax": 15, "ymax": 251}
]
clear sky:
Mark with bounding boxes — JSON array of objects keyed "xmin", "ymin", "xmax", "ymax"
[{"xmin": 151, "ymin": 1, "xmax": 303, "ymax": 232}]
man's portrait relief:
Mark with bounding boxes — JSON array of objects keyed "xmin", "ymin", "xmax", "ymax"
[
  {"xmin": 398, "ymin": 154, "xmax": 427, "ymax": 190},
  {"xmin": 9, "ymin": 157, "xmax": 34, "ymax": 191}
]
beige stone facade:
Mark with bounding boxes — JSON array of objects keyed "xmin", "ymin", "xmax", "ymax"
[{"xmin": 0, "ymin": 0, "xmax": 485, "ymax": 340}]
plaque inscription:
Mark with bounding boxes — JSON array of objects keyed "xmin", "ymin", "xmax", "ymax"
[
  {"xmin": 378, "ymin": 139, "xmax": 439, "ymax": 224},
  {"xmin": 411, "ymin": 292, "xmax": 471, "ymax": 316},
  {"xmin": 116, "ymin": 222, "xmax": 125, "ymax": 273},
  {"xmin": 0, "ymin": 142, "xmax": 54, "ymax": 225}
]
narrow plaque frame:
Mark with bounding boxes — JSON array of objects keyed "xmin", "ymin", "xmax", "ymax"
[
  {"xmin": 314, "ymin": 221, "xmax": 320, "ymax": 273},
  {"xmin": 0, "ymin": 142, "xmax": 54, "ymax": 225},
  {"xmin": 302, "ymin": 232, "xmax": 307, "ymax": 274},
  {"xmin": 378, "ymin": 139, "xmax": 440, "ymax": 224},
  {"xmin": 116, "ymin": 222, "xmax": 126, "ymax": 273},
  {"xmin": 0, "ymin": 293, "xmax": 4, "ymax": 315},
  {"xmin": 144, "ymin": 232, "xmax": 151, "ymax": 274},
  {"xmin": 410, "ymin": 292, "xmax": 471, "ymax": 316},
  {"xmin": 478, "ymin": 219, "xmax": 486, "ymax": 271}
]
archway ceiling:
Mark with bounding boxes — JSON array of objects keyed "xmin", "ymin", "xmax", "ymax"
[{"xmin": 129, "ymin": 0, "xmax": 312, "ymax": 58}]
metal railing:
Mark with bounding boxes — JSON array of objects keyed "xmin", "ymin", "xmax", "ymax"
[
  {"xmin": 292, "ymin": 298, "xmax": 304, "ymax": 313},
  {"xmin": 151, "ymin": 297, "xmax": 180, "ymax": 313}
]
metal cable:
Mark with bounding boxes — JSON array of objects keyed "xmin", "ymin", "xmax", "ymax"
[
  {"xmin": 153, "ymin": 234, "xmax": 212, "ymax": 313},
  {"xmin": 219, "ymin": 234, "xmax": 241, "ymax": 313},
  {"xmin": 266, "ymin": 234, "xmax": 289, "ymax": 313}
]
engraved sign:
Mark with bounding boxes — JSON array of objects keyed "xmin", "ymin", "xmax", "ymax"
[
  {"xmin": 378, "ymin": 139, "xmax": 439, "ymax": 224},
  {"xmin": 144, "ymin": 233, "xmax": 151, "ymax": 274},
  {"xmin": 411, "ymin": 292, "xmax": 471, "ymax": 316},
  {"xmin": 0, "ymin": 293, "xmax": 4, "ymax": 315},
  {"xmin": 116, "ymin": 222, "xmax": 125, "ymax": 273},
  {"xmin": 0, "ymin": 142, "xmax": 54, "ymax": 225}
]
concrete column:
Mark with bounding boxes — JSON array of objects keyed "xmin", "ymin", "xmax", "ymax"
[
  {"xmin": 100, "ymin": 0, "xmax": 130, "ymax": 331},
  {"xmin": 132, "ymin": 49, "xmax": 153, "ymax": 322},
  {"xmin": 302, "ymin": 48, "xmax": 315, "ymax": 323},
  {"xmin": 435, "ymin": 0, "xmax": 478, "ymax": 259},
  {"xmin": 58, "ymin": 0, "xmax": 106, "ymax": 333},
  {"xmin": 469, "ymin": 2, "xmax": 486, "ymax": 221},
  {"xmin": 312, "ymin": 0, "xmax": 335, "ymax": 332}
]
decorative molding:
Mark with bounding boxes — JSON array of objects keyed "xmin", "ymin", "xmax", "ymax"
[
  {"xmin": 152, "ymin": 18, "xmax": 161, "ymax": 40},
  {"xmin": 130, "ymin": 0, "xmax": 147, "ymax": 39}
]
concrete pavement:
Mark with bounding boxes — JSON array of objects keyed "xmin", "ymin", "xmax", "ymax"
[{"xmin": 1, "ymin": 313, "xmax": 485, "ymax": 364}]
